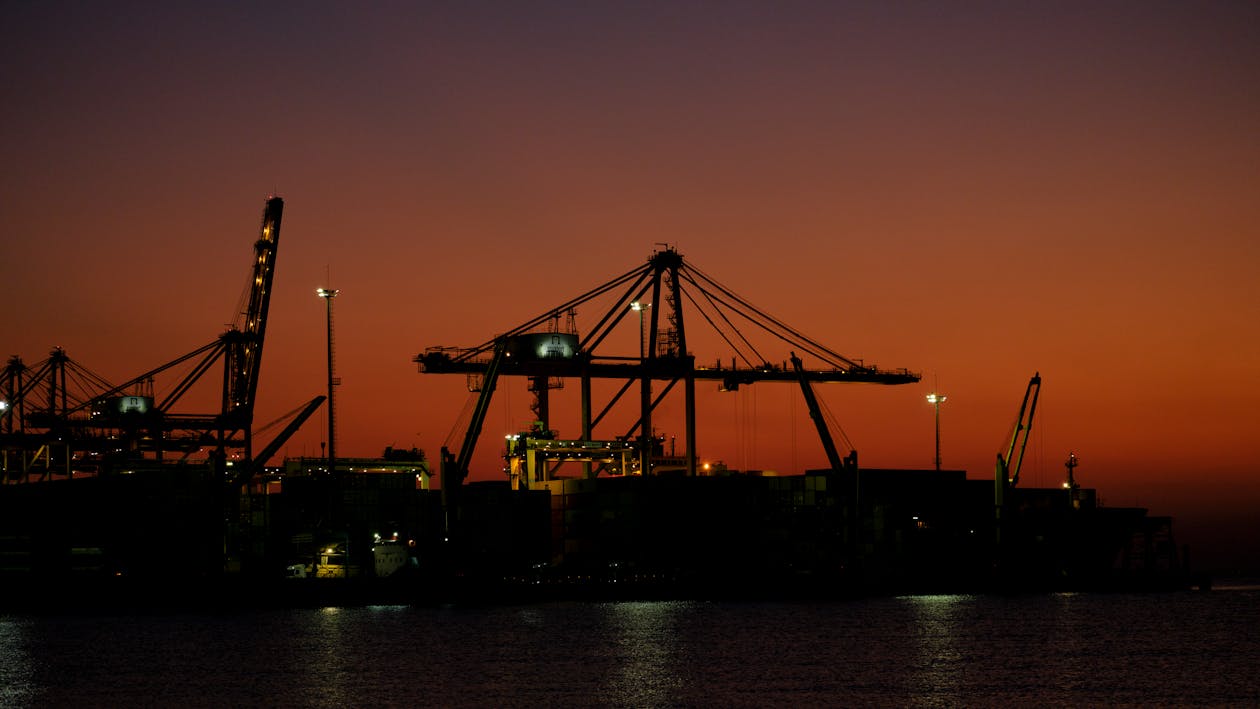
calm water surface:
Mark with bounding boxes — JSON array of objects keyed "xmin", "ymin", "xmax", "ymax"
[{"xmin": 2, "ymin": 588, "xmax": 1258, "ymax": 707}]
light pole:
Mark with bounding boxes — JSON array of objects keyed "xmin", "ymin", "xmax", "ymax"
[
  {"xmin": 631, "ymin": 301, "xmax": 651, "ymax": 475},
  {"xmin": 630, "ymin": 301, "xmax": 651, "ymax": 359},
  {"xmin": 926, "ymin": 391, "xmax": 946, "ymax": 471},
  {"xmin": 317, "ymin": 287, "xmax": 339, "ymax": 475}
]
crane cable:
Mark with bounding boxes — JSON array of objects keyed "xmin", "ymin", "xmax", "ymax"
[
  {"xmin": 678, "ymin": 270, "xmax": 767, "ymax": 366},
  {"xmin": 443, "ymin": 391, "xmax": 478, "ymax": 451},
  {"xmin": 686, "ymin": 262, "xmax": 865, "ymax": 370},
  {"xmin": 254, "ymin": 398, "xmax": 319, "ymax": 438},
  {"xmin": 678, "ymin": 282, "xmax": 759, "ymax": 368},
  {"xmin": 230, "ymin": 267, "xmax": 252, "ymax": 332},
  {"xmin": 816, "ymin": 389, "xmax": 856, "ymax": 455}
]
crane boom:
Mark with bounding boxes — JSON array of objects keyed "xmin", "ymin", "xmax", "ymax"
[
  {"xmin": 232, "ymin": 196, "xmax": 284, "ymax": 415},
  {"xmin": 455, "ymin": 339, "xmax": 508, "ymax": 482},
  {"xmin": 791, "ymin": 352, "xmax": 851, "ymax": 473},
  {"xmin": 439, "ymin": 340, "xmax": 508, "ymax": 538},
  {"xmin": 221, "ymin": 196, "xmax": 284, "ymax": 461},
  {"xmin": 1001, "ymin": 372, "xmax": 1041, "ymax": 488},
  {"xmin": 229, "ymin": 395, "xmax": 325, "ymax": 491},
  {"xmin": 995, "ymin": 373, "xmax": 1041, "ymax": 548}
]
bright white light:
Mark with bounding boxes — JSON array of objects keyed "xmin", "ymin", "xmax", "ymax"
[
  {"xmin": 317, "ymin": 287, "xmax": 339, "ymax": 298},
  {"xmin": 926, "ymin": 392, "xmax": 947, "ymax": 405}
]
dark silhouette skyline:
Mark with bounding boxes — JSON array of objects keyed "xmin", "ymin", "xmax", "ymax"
[{"xmin": 4, "ymin": 2, "xmax": 1257, "ymax": 571}]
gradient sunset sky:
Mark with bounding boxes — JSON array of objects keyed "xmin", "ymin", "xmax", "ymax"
[{"xmin": 4, "ymin": 2, "xmax": 1258, "ymax": 569}]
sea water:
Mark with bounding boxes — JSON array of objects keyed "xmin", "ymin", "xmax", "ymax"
[{"xmin": 2, "ymin": 586, "xmax": 1258, "ymax": 706}]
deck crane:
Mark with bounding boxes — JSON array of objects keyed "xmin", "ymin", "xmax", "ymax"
[{"xmin": 995, "ymin": 372, "xmax": 1041, "ymax": 544}]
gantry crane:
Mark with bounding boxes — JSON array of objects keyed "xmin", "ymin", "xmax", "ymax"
[
  {"xmin": 0, "ymin": 196, "xmax": 307, "ymax": 485},
  {"xmin": 418, "ymin": 248, "xmax": 919, "ymax": 534}
]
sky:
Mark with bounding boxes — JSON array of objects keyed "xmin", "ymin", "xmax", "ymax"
[{"xmin": 3, "ymin": 1, "xmax": 1258, "ymax": 571}]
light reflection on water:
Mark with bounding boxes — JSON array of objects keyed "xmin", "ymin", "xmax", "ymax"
[
  {"xmin": 904, "ymin": 595, "xmax": 971, "ymax": 706},
  {"xmin": 0, "ymin": 591, "xmax": 1257, "ymax": 706},
  {"xmin": 301, "ymin": 607, "xmax": 351, "ymax": 708},
  {"xmin": 0, "ymin": 618, "xmax": 34, "ymax": 706},
  {"xmin": 297, "ymin": 604, "xmax": 417, "ymax": 708},
  {"xmin": 606, "ymin": 601, "xmax": 683, "ymax": 706}
]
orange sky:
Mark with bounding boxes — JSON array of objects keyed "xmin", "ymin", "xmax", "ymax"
[{"xmin": 4, "ymin": 2, "xmax": 1258, "ymax": 570}]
